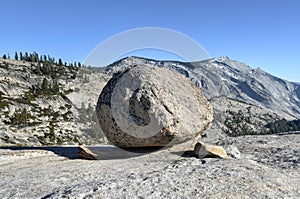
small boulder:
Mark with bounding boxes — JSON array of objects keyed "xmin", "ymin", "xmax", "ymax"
[
  {"xmin": 224, "ymin": 145, "xmax": 241, "ymax": 159},
  {"xmin": 194, "ymin": 141, "xmax": 227, "ymax": 159},
  {"xmin": 78, "ymin": 145, "xmax": 97, "ymax": 160}
]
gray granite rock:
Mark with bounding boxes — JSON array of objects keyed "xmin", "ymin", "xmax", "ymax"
[
  {"xmin": 0, "ymin": 134, "xmax": 299, "ymax": 198},
  {"xmin": 194, "ymin": 141, "xmax": 228, "ymax": 159},
  {"xmin": 96, "ymin": 65, "xmax": 213, "ymax": 148}
]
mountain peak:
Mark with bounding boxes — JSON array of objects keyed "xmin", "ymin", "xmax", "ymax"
[{"xmin": 216, "ymin": 56, "xmax": 230, "ymax": 61}]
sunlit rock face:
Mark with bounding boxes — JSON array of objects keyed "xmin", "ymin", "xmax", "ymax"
[{"xmin": 96, "ymin": 65, "xmax": 213, "ymax": 148}]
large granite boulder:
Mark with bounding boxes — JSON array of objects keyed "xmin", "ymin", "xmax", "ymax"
[{"xmin": 96, "ymin": 65, "xmax": 213, "ymax": 148}]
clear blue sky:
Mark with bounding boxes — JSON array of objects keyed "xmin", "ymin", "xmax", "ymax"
[{"xmin": 0, "ymin": 0, "xmax": 299, "ymax": 82}]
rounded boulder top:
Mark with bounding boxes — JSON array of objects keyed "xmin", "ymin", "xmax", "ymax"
[{"xmin": 96, "ymin": 65, "xmax": 213, "ymax": 148}]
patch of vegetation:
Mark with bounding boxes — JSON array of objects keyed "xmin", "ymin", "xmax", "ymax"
[
  {"xmin": 265, "ymin": 119, "xmax": 300, "ymax": 133},
  {"xmin": 224, "ymin": 110, "xmax": 257, "ymax": 136},
  {"xmin": 0, "ymin": 91, "xmax": 3, "ymax": 99},
  {"xmin": 28, "ymin": 78, "xmax": 60, "ymax": 97},
  {"xmin": 10, "ymin": 108, "xmax": 35, "ymax": 126},
  {"xmin": 223, "ymin": 109, "xmax": 276, "ymax": 137},
  {"xmin": 1, "ymin": 135, "xmax": 16, "ymax": 144},
  {"xmin": 63, "ymin": 89, "xmax": 74, "ymax": 95},
  {"xmin": 65, "ymin": 104, "xmax": 72, "ymax": 110},
  {"xmin": 62, "ymin": 110, "xmax": 74, "ymax": 121},
  {"xmin": 0, "ymin": 100, "xmax": 11, "ymax": 109},
  {"xmin": 24, "ymin": 90, "xmax": 36, "ymax": 102},
  {"xmin": 0, "ymin": 62, "xmax": 9, "ymax": 69},
  {"xmin": 59, "ymin": 105, "xmax": 66, "ymax": 110},
  {"xmin": 223, "ymin": 108, "xmax": 300, "ymax": 136},
  {"xmin": 2, "ymin": 51, "xmax": 80, "ymax": 80},
  {"xmin": 0, "ymin": 92, "xmax": 11, "ymax": 109}
]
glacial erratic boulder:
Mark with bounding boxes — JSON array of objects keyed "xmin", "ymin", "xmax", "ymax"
[{"xmin": 96, "ymin": 65, "xmax": 213, "ymax": 148}]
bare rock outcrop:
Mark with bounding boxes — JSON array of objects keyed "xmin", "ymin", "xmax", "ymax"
[
  {"xmin": 96, "ymin": 65, "xmax": 213, "ymax": 148},
  {"xmin": 1, "ymin": 134, "xmax": 300, "ymax": 198}
]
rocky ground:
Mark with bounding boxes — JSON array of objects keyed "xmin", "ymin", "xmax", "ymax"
[{"xmin": 0, "ymin": 134, "xmax": 299, "ymax": 198}]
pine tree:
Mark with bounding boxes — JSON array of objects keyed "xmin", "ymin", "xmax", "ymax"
[
  {"xmin": 32, "ymin": 52, "xmax": 39, "ymax": 62},
  {"xmin": 2, "ymin": 54, "xmax": 6, "ymax": 59},
  {"xmin": 58, "ymin": 58, "xmax": 63, "ymax": 66},
  {"xmin": 41, "ymin": 78, "xmax": 49, "ymax": 94},
  {"xmin": 15, "ymin": 52, "xmax": 18, "ymax": 60},
  {"xmin": 20, "ymin": 52, "xmax": 23, "ymax": 61},
  {"xmin": 35, "ymin": 64, "xmax": 42, "ymax": 75},
  {"xmin": 47, "ymin": 55, "xmax": 53, "ymax": 63},
  {"xmin": 51, "ymin": 80, "xmax": 59, "ymax": 94},
  {"xmin": 30, "ymin": 53, "xmax": 33, "ymax": 62},
  {"xmin": 12, "ymin": 108, "xmax": 29, "ymax": 125},
  {"xmin": 25, "ymin": 52, "xmax": 29, "ymax": 60}
]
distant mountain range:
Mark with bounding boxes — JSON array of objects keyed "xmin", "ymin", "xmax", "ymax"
[
  {"xmin": 294, "ymin": 82, "xmax": 300, "ymax": 85},
  {"xmin": 106, "ymin": 56, "xmax": 300, "ymax": 119}
]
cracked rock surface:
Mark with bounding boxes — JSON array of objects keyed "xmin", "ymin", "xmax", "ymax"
[{"xmin": 0, "ymin": 134, "xmax": 299, "ymax": 198}]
